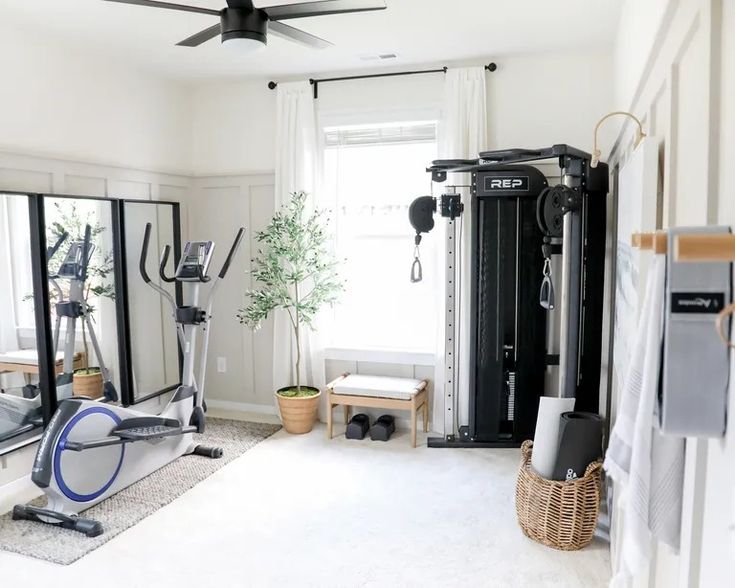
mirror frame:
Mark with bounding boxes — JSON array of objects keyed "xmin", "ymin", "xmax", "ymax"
[
  {"xmin": 0, "ymin": 190, "xmax": 183, "ymax": 456},
  {"xmin": 118, "ymin": 199, "xmax": 183, "ymax": 406}
]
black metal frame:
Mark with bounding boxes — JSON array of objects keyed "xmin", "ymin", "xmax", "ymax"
[
  {"xmin": 268, "ymin": 62, "xmax": 498, "ymax": 99},
  {"xmin": 119, "ymin": 199, "xmax": 183, "ymax": 406},
  {"xmin": 0, "ymin": 190, "xmax": 182, "ymax": 456},
  {"xmin": 423, "ymin": 146, "xmax": 609, "ymax": 449}
]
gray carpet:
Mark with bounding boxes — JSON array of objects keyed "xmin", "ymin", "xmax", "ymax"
[{"xmin": 0, "ymin": 418, "xmax": 280, "ymax": 565}]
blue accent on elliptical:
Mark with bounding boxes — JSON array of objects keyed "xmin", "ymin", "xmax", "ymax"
[{"xmin": 53, "ymin": 406, "xmax": 125, "ymax": 503}]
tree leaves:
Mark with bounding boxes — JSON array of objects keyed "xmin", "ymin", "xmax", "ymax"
[{"xmin": 238, "ymin": 191, "xmax": 344, "ymax": 332}]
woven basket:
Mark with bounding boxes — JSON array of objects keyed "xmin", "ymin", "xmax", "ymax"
[{"xmin": 515, "ymin": 439, "xmax": 602, "ymax": 550}]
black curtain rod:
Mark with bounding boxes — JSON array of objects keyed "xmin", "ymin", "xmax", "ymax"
[{"xmin": 268, "ymin": 62, "xmax": 497, "ymax": 99}]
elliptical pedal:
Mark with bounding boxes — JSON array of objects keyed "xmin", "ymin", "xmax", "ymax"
[
  {"xmin": 113, "ymin": 424, "xmax": 183, "ymax": 441},
  {"xmin": 12, "ymin": 505, "xmax": 103, "ymax": 538}
]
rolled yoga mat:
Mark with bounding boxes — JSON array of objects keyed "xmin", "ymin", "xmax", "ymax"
[
  {"xmin": 530, "ymin": 396, "xmax": 576, "ymax": 478},
  {"xmin": 551, "ymin": 412, "xmax": 604, "ymax": 481}
]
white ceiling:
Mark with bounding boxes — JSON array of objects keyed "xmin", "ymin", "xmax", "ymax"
[{"xmin": 2, "ymin": 0, "xmax": 622, "ymax": 82}]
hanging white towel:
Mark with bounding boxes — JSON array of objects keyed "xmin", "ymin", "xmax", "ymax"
[{"xmin": 604, "ymin": 254, "xmax": 685, "ymax": 583}]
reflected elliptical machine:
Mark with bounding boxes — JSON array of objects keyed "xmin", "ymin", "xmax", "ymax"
[
  {"xmin": 13, "ymin": 223, "xmax": 245, "ymax": 536},
  {"xmin": 409, "ymin": 145, "xmax": 608, "ymax": 447},
  {"xmin": 0, "ymin": 225, "xmax": 118, "ymax": 442},
  {"xmin": 50, "ymin": 224, "xmax": 118, "ymax": 402}
]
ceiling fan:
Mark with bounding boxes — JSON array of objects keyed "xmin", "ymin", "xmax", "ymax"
[{"xmin": 103, "ymin": 0, "xmax": 387, "ymax": 52}]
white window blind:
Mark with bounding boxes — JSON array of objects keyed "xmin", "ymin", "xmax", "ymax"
[
  {"xmin": 324, "ymin": 121, "xmax": 438, "ymax": 352},
  {"xmin": 324, "ymin": 122, "xmax": 437, "ymax": 147}
]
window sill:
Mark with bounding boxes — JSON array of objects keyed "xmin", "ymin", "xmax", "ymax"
[{"xmin": 324, "ymin": 347, "xmax": 435, "ymax": 367}]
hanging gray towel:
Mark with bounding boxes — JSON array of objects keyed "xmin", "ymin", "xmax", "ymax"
[
  {"xmin": 604, "ymin": 254, "xmax": 684, "ymax": 583},
  {"xmin": 661, "ymin": 225, "xmax": 731, "ymax": 437}
]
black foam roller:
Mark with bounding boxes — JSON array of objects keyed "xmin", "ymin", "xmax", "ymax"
[{"xmin": 551, "ymin": 412, "xmax": 603, "ymax": 481}]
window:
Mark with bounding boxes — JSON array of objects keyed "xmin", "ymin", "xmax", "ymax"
[{"xmin": 323, "ymin": 121, "xmax": 438, "ymax": 352}]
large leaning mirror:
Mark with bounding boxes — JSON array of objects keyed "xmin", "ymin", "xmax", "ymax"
[
  {"xmin": 0, "ymin": 193, "xmax": 46, "ymax": 450},
  {"xmin": 123, "ymin": 201, "xmax": 181, "ymax": 403},
  {"xmin": 43, "ymin": 196, "xmax": 121, "ymax": 403}
]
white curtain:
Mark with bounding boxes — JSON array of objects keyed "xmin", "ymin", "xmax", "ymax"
[
  {"xmin": 273, "ymin": 81, "xmax": 326, "ymax": 399},
  {"xmin": 432, "ymin": 67, "xmax": 488, "ymax": 433},
  {"xmin": 0, "ymin": 196, "xmax": 24, "ymax": 389}
]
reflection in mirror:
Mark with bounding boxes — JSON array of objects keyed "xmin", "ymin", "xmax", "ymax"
[
  {"xmin": 0, "ymin": 194, "xmax": 45, "ymax": 446},
  {"xmin": 124, "ymin": 202, "xmax": 180, "ymax": 401},
  {"xmin": 44, "ymin": 197, "xmax": 119, "ymax": 402}
]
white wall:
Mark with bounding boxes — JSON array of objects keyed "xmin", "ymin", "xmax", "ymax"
[
  {"xmin": 614, "ymin": 0, "xmax": 673, "ymax": 110},
  {"xmin": 0, "ymin": 26, "xmax": 193, "ymax": 492},
  {"xmin": 700, "ymin": 1, "xmax": 735, "ymax": 585},
  {"xmin": 607, "ymin": 1, "xmax": 732, "ymax": 586},
  {"xmin": 187, "ymin": 50, "xmax": 614, "ymax": 420},
  {"xmin": 0, "ymin": 27, "xmax": 192, "ymax": 175},
  {"xmin": 0, "ymin": 37, "xmax": 615, "ymax": 497},
  {"xmin": 191, "ymin": 50, "xmax": 614, "ymax": 176}
]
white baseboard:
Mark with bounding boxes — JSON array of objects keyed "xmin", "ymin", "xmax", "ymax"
[
  {"xmin": 0, "ymin": 475, "xmax": 41, "ymax": 515},
  {"xmin": 207, "ymin": 399, "xmax": 278, "ymax": 415}
]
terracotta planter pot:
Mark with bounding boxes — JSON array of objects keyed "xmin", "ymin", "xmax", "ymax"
[
  {"xmin": 276, "ymin": 387, "xmax": 321, "ymax": 434},
  {"xmin": 73, "ymin": 370, "xmax": 104, "ymax": 399}
]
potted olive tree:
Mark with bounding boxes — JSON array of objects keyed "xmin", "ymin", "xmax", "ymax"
[{"xmin": 239, "ymin": 191, "xmax": 342, "ymax": 434}]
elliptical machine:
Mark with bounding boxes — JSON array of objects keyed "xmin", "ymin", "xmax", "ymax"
[
  {"xmin": 13, "ymin": 223, "xmax": 245, "ymax": 537},
  {"xmin": 50, "ymin": 224, "xmax": 118, "ymax": 402},
  {"xmin": 0, "ymin": 230, "xmax": 72, "ymax": 442}
]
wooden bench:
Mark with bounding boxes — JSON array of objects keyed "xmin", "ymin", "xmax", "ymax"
[
  {"xmin": 326, "ymin": 374, "xmax": 429, "ymax": 447},
  {"xmin": 0, "ymin": 350, "xmax": 85, "ymax": 376}
]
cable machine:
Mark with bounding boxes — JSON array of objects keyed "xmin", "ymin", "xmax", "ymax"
[{"xmin": 410, "ymin": 145, "xmax": 608, "ymax": 447}]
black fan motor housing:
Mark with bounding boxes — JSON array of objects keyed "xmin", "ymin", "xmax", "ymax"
[{"xmin": 221, "ymin": 8, "xmax": 268, "ymax": 44}]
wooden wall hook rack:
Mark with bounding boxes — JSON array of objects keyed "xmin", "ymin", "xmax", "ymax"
[
  {"xmin": 631, "ymin": 231, "xmax": 668, "ymax": 254},
  {"xmin": 673, "ymin": 234, "xmax": 735, "ymax": 262},
  {"xmin": 631, "ymin": 231, "xmax": 735, "ymax": 261}
]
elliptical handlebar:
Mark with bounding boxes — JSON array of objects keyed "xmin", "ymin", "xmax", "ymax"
[
  {"xmin": 46, "ymin": 231, "xmax": 69, "ymax": 261},
  {"xmin": 140, "ymin": 223, "xmax": 245, "ymax": 287},
  {"xmin": 79, "ymin": 224, "xmax": 92, "ymax": 282},
  {"xmin": 218, "ymin": 228, "xmax": 245, "ymax": 279},
  {"xmin": 140, "ymin": 223, "xmax": 153, "ymax": 284},
  {"xmin": 158, "ymin": 245, "xmax": 177, "ymax": 284}
]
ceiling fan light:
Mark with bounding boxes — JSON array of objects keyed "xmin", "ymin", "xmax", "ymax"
[{"xmin": 221, "ymin": 34, "xmax": 266, "ymax": 54}]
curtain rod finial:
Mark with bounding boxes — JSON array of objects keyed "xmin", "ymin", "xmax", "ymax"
[
  {"xmin": 268, "ymin": 81, "xmax": 277, "ymax": 90},
  {"xmin": 486, "ymin": 62, "xmax": 497, "ymax": 72}
]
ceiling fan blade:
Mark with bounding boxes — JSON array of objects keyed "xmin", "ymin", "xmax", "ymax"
[
  {"xmin": 226, "ymin": 0, "xmax": 254, "ymax": 7},
  {"xmin": 176, "ymin": 23, "xmax": 222, "ymax": 47},
  {"xmin": 103, "ymin": 0, "xmax": 220, "ymax": 16},
  {"xmin": 268, "ymin": 21, "xmax": 332, "ymax": 49},
  {"xmin": 264, "ymin": 0, "xmax": 386, "ymax": 21}
]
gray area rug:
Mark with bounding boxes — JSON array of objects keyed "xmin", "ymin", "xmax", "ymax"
[{"xmin": 0, "ymin": 418, "xmax": 280, "ymax": 565}]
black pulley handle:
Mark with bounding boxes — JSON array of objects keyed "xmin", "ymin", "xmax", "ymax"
[
  {"xmin": 540, "ymin": 258, "xmax": 555, "ymax": 310},
  {"xmin": 410, "ymin": 233, "xmax": 423, "ymax": 283}
]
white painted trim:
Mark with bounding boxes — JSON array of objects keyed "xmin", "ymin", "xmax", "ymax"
[
  {"xmin": 206, "ymin": 399, "xmax": 278, "ymax": 415},
  {"xmin": 0, "ymin": 147, "xmax": 193, "ymax": 179},
  {"xmin": 608, "ymin": 0, "xmax": 680, "ymax": 160},
  {"xmin": 0, "ymin": 475, "xmax": 40, "ymax": 515},
  {"xmin": 190, "ymin": 169, "xmax": 276, "ymax": 179},
  {"xmin": 324, "ymin": 347, "xmax": 435, "ymax": 366}
]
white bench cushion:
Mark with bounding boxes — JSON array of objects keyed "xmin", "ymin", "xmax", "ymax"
[
  {"xmin": 0, "ymin": 349, "xmax": 66, "ymax": 366},
  {"xmin": 331, "ymin": 374, "xmax": 424, "ymax": 401}
]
